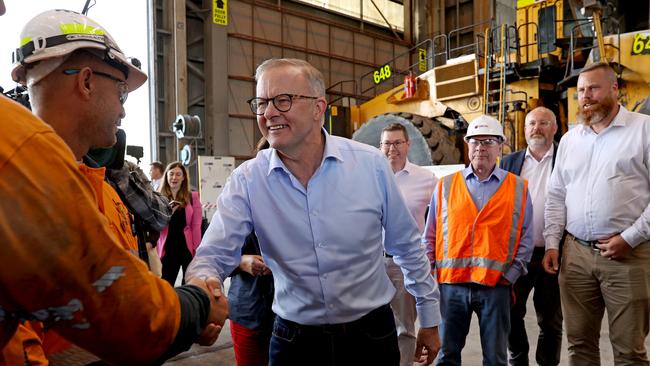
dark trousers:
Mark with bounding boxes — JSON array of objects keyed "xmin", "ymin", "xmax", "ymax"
[
  {"xmin": 269, "ymin": 304, "xmax": 400, "ymax": 366},
  {"xmin": 161, "ymin": 245, "xmax": 192, "ymax": 286},
  {"xmin": 508, "ymin": 247, "xmax": 563, "ymax": 366}
]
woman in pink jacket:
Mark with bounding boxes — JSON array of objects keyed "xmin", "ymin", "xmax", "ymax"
[{"xmin": 157, "ymin": 161, "xmax": 202, "ymax": 285}]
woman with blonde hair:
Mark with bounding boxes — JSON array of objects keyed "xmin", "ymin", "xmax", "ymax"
[{"xmin": 157, "ymin": 161, "xmax": 202, "ymax": 285}]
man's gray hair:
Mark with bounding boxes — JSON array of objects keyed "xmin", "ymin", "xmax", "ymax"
[{"xmin": 255, "ymin": 58, "xmax": 326, "ymax": 97}]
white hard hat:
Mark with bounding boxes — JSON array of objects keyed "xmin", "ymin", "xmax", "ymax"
[
  {"xmin": 11, "ymin": 9, "xmax": 146, "ymax": 91},
  {"xmin": 464, "ymin": 115, "xmax": 506, "ymax": 142}
]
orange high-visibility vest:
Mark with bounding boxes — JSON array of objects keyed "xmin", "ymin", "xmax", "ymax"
[{"xmin": 435, "ymin": 171, "xmax": 527, "ymax": 286}]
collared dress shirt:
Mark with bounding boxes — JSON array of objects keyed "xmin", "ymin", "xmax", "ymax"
[
  {"xmin": 520, "ymin": 147, "xmax": 554, "ymax": 248},
  {"xmin": 188, "ymin": 129, "xmax": 441, "ymax": 327},
  {"xmin": 544, "ymin": 106, "xmax": 650, "ymax": 249},
  {"xmin": 394, "ymin": 160, "xmax": 438, "ymax": 233},
  {"xmin": 423, "ymin": 165, "xmax": 534, "ymax": 284}
]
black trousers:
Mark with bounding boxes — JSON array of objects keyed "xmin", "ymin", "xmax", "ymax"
[
  {"xmin": 161, "ymin": 243, "xmax": 192, "ymax": 286},
  {"xmin": 269, "ymin": 304, "xmax": 400, "ymax": 366},
  {"xmin": 508, "ymin": 247, "xmax": 563, "ymax": 366}
]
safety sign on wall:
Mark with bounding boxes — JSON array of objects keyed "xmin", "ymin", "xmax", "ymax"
[
  {"xmin": 418, "ymin": 48, "xmax": 427, "ymax": 72},
  {"xmin": 213, "ymin": 0, "xmax": 228, "ymax": 25}
]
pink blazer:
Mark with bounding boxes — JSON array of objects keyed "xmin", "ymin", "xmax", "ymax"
[{"xmin": 157, "ymin": 191, "xmax": 202, "ymax": 257}]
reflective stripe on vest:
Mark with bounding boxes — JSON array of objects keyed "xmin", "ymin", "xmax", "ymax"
[{"xmin": 435, "ymin": 171, "xmax": 527, "ymax": 286}]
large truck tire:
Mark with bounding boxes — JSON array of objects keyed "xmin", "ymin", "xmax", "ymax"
[{"xmin": 352, "ymin": 113, "xmax": 464, "ymax": 166}]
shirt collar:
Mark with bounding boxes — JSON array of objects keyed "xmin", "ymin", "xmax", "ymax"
[
  {"xmin": 395, "ymin": 159, "xmax": 413, "ymax": 175},
  {"xmin": 524, "ymin": 145, "xmax": 554, "ymax": 161},
  {"xmin": 577, "ymin": 104, "xmax": 627, "ymax": 134},
  {"xmin": 462, "ymin": 164, "xmax": 506, "ymax": 182},
  {"xmin": 610, "ymin": 105, "xmax": 627, "ymax": 127},
  {"xmin": 267, "ymin": 127, "xmax": 343, "ymax": 175}
]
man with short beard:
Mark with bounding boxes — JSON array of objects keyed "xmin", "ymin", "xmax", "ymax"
[
  {"xmin": 501, "ymin": 107, "xmax": 562, "ymax": 366},
  {"xmin": 542, "ymin": 62, "xmax": 650, "ymax": 365}
]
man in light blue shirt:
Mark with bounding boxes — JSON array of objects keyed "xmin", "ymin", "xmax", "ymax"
[{"xmin": 187, "ymin": 58, "xmax": 441, "ymax": 365}]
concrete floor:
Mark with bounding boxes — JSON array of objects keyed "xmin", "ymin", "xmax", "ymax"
[
  {"xmin": 164, "ymin": 272, "xmax": 650, "ymax": 366},
  {"xmin": 164, "ymin": 294, "xmax": 650, "ymax": 366}
]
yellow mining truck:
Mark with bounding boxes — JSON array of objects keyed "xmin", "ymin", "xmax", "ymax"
[{"xmin": 328, "ymin": 0, "xmax": 650, "ymax": 165}]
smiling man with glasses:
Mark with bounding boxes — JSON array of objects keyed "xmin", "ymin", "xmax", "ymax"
[
  {"xmin": 380, "ymin": 123, "xmax": 438, "ymax": 366},
  {"xmin": 188, "ymin": 58, "xmax": 443, "ymax": 366},
  {"xmin": 423, "ymin": 114, "xmax": 533, "ymax": 365}
]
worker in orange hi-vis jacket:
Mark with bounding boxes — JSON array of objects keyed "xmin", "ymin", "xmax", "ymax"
[
  {"xmin": 1, "ymin": 163, "xmax": 146, "ymax": 365},
  {"xmin": 0, "ymin": 5, "xmax": 228, "ymax": 366}
]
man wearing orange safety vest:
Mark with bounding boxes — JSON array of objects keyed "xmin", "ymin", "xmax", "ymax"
[{"xmin": 423, "ymin": 115, "xmax": 533, "ymax": 366}]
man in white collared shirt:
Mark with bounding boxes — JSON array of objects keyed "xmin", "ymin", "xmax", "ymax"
[
  {"xmin": 150, "ymin": 161, "xmax": 164, "ymax": 191},
  {"xmin": 501, "ymin": 107, "xmax": 562, "ymax": 366},
  {"xmin": 543, "ymin": 62, "xmax": 650, "ymax": 365},
  {"xmin": 380, "ymin": 123, "xmax": 438, "ymax": 366}
]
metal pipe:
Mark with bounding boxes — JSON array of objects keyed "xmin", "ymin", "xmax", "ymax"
[
  {"xmin": 369, "ymin": 0, "xmax": 402, "ymax": 41},
  {"xmin": 592, "ymin": 9, "xmax": 606, "ymax": 62}
]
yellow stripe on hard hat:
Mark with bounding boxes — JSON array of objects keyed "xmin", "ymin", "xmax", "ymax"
[
  {"xmin": 59, "ymin": 24, "xmax": 106, "ymax": 36},
  {"xmin": 19, "ymin": 24, "xmax": 106, "ymax": 47},
  {"xmin": 20, "ymin": 36, "xmax": 32, "ymax": 47}
]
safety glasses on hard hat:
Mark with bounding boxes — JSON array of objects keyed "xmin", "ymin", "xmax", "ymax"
[{"xmin": 63, "ymin": 68, "xmax": 128, "ymax": 104}]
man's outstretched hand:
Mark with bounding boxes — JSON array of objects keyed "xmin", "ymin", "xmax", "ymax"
[{"xmin": 187, "ymin": 276, "xmax": 229, "ymax": 346}]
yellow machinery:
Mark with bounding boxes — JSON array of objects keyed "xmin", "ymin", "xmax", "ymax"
[{"xmin": 332, "ymin": 0, "xmax": 650, "ymax": 164}]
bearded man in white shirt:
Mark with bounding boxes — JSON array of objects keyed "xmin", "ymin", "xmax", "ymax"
[
  {"xmin": 542, "ymin": 62, "xmax": 650, "ymax": 365},
  {"xmin": 501, "ymin": 107, "xmax": 562, "ymax": 366},
  {"xmin": 380, "ymin": 123, "xmax": 438, "ymax": 366}
]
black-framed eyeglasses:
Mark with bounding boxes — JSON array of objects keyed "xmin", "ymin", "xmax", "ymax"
[
  {"xmin": 63, "ymin": 68, "xmax": 129, "ymax": 104},
  {"xmin": 247, "ymin": 93, "xmax": 318, "ymax": 115},
  {"xmin": 380, "ymin": 140, "xmax": 407, "ymax": 149}
]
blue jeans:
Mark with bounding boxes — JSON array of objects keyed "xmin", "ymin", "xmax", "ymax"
[
  {"xmin": 269, "ymin": 304, "xmax": 399, "ymax": 366},
  {"xmin": 437, "ymin": 283, "xmax": 511, "ymax": 366}
]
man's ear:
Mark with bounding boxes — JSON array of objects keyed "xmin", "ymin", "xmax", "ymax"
[
  {"xmin": 76, "ymin": 67, "xmax": 94, "ymax": 101},
  {"xmin": 313, "ymin": 97, "xmax": 327, "ymax": 120}
]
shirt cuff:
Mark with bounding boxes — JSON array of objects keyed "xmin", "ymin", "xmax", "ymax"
[
  {"xmin": 545, "ymin": 237, "xmax": 560, "ymax": 251},
  {"xmin": 186, "ymin": 256, "xmax": 225, "ymax": 283},
  {"xmin": 502, "ymin": 267, "xmax": 520, "ymax": 284},
  {"xmin": 416, "ymin": 301, "xmax": 441, "ymax": 328},
  {"xmin": 621, "ymin": 227, "xmax": 645, "ymax": 248}
]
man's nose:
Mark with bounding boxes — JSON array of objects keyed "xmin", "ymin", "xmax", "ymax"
[{"xmin": 263, "ymin": 100, "xmax": 280, "ymax": 120}]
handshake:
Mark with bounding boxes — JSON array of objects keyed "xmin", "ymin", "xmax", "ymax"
[{"xmin": 187, "ymin": 276, "xmax": 229, "ymax": 345}]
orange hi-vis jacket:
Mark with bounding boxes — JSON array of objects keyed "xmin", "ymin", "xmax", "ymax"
[
  {"xmin": 1, "ymin": 166, "xmax": 141, "ymax": 366},
  {"xmin": 78, "ymin": 164, "xmax": 139, "ymax": 256},
  {"xmin": 434, "ymin": 171, "xmax": 528, "ymax": 286},
  {"xmin": 0, "ymin": 97, "xmax": 181, "ymax": 365}
]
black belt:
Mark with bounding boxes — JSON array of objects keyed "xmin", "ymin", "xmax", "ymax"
[
  {"xmin": 277, "ymin": 304, "xmax": 392, "ymax": 335},
  {"xmin": 569, "ymin": 234, "xmax": 600, "ymax": 252}
]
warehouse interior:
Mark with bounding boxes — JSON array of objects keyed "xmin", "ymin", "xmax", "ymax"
[{"xmin": 3, "ymin": 0, "xmax": 650, "ymax": 365}]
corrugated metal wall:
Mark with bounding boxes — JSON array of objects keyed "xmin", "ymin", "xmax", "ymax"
[{"xmin": 152, "ymin": 0, "xmax": 411, "ymax": 169}]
